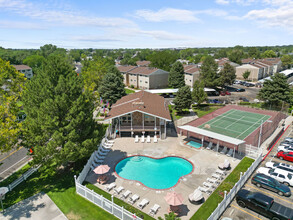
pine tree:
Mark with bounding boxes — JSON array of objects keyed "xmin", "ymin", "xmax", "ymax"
[
  {"xmin": 0, "ymin": 58, "xmax": 26, "ymax": 152},
  {"xmin": 173, "ymin": 86, "xmax": 192, "ymax": 113},
  {"xmin": 168, "ymin": 61, "xmax": 185, "ymax": 88},
  {"xmin": 98, "ymin": 66, "xmax": 126, "ymax": 105},
  {"xmin": 22, "ymin": 55, "xmax": 102, "ymax": 167},
  {"xmin": 192, "ymin": 80, "xmax": 207, "ymax": 105},
  {"xmin": 200, "ymin": 56, "xmax": 219, "ymax": 88},
  {"xmin": 218, "ymin": 63, "xmax": 236, "ymax": 88}
]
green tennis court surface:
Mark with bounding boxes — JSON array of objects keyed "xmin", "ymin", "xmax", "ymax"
[{"xmin": 198, "ymin": 109, "xmax": 271, "ymax": 140}]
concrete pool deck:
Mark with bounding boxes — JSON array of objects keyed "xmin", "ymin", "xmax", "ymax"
[{"xmin": 85, "ymin": 137, "xmax": 241, "ymax": 219}]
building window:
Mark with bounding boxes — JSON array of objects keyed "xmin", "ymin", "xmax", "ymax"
[
  {"xmin": 145, "ymin": 81, "xmax": 147, "ymax": 83},
  {"xmin": 121, "ymin": 114, "xmax": 131, "ymax": 124},
  {"xmin": 144, "ymin": 115, "xmax": 155, "ymax": 124},
  {"xmin": 131, "ymin": 79, "xmax": 133, "ymax": 82}
]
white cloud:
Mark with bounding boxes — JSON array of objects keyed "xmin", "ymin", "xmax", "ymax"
[
  {"xmin": 0, "ymin": 20, "xmax": 45, "ymax": 29},
  {"xmin": 215, "ymin": 0, "xmax": 230, "ymax": 5},
  {"xmin": 135, "ymin": 8, "xmax": 200, "ymax": 22},
  {"xmin": 71, "ymin": 36, "xmax": 124, "ymax": 42}
]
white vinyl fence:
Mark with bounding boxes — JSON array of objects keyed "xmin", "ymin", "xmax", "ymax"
[
  {"xmin": 207, "ymin": 155, "xmax": 263, "ymax": 220},
  {"xmin": 77, "ymin": 151, "xmax": 96, "ymax": 184},
  {"xmin": 75, "ymin": 176, "xmax": 143, "ymax": 220},
  {"xmin": 7, "ymin": 165, "xmax": 40, "ymax": 191}
]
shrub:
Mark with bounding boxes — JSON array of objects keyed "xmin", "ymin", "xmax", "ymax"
[
  {"xmin": 239, "ymin": 102, "xmax": 250, "ymax": 105},
  {"xmin": 130, "ymin": 85, "xmax": 134, "ymax": 88}
]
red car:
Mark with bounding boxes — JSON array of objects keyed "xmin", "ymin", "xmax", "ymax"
[
  {"xmin": 220, "ymin": 91, "xmax": 226, "ymax": 96},
  {"xmin": 277, "ymin": 151, "xmax": 293, "ymax": 162},
  {"xmin": 225, "ymin": 91, "xmax": 231, "ymax": 95}
]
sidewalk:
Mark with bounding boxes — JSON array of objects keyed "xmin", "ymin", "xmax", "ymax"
[{"xmin": 0, "ymin": 192, "xmax": 67, "ymax": 220}]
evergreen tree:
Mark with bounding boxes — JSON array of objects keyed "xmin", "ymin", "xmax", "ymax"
[
  {"xmin": 22, "ymin": 55, "xmax": 102, "ymax": 167},
  {"xmin": 258, "ymin": 73, "xmax": 291, "ymax": 106},
  {"xmin": 218, "ymin": 63, "xmax": 236, "ymax": 88},
  {"xmin": 173, "ymin": 86, "xmax": 192, "ymax": 113},
  {"xmin": 200, "ymin": 56, "xmax": 219, "ymax": 88},
  {"xmin": 0, "ymin": 58, "xmax": 26, "ymax": 152},
  {"xmin": 98, "ymin": 66, "xmax": 126, "ymax": 105},
  {"xmin": 168, "ymin": 61, "xmax": 185, "ymax": 88},
  {"xmin": 192, "ymin": 80, "xmax": 207, "ymax": 105},
  {"xmin": 242, "ymin": 70, "xmax": 251, "ymax": 80}
]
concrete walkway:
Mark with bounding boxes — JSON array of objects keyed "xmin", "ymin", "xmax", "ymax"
[{"xmin": 0, "ymin": 192, "xmax": 67, "ymax": 220}]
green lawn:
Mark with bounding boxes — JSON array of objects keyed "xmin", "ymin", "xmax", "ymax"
[
  {"xmin": 169, "ymin": 105, "xmax": 190, "ymax": 120},
  {"xmin": 192, "ymin": 105, "xmax": 223, "ymax": 118},
  {"xmin": 125, "ymin": 88, "xmax": 135, "ymax": 94},
  {"xmin": 86, "ymin": 183, "xmax": 155, "ymax": 220},
  {"xmin": 191, "ymin": 157, "xmax": 255, "ymax": 220}
]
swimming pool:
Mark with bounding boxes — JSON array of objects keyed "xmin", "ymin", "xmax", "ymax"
[
  {"xmin": 115, "ymin": 156, "xmax": 193, "ymax": 189},
  {"xmin": 187, "ymin": 141, "xmax": 202, "ymax": 149}
]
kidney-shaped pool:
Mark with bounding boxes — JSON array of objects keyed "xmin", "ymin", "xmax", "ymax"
[{"xmin": 115, "ymin": 156, "xmax": 194, "ymax": 189}]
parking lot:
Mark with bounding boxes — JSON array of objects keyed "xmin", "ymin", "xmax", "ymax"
[{"xmin": 221, "ymin": 126, "xmax": 293, "ymax": 220}]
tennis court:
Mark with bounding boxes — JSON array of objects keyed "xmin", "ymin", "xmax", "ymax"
[{"xmin": 198, "ymin": 109, "xmax": 271, "ymax": 140}]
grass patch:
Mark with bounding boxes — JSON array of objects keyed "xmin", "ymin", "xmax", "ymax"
[
  {"xmin": 191, "ymin": 157, "xmax": 255, "ymax": 220},
  {"xmin": 192, "ymin": 105, "xmax": 223, "ymax": 118},
  {"xmin": 125, "ymin": 88, "xmax": 135, "ymax": 94},
  {"xmin": 86, "ymin": 183, "xmax": 155, "ymax": 220},
  {"xmin": 168, "ymin": 105, "xmax": 190, "ymax": 120}
]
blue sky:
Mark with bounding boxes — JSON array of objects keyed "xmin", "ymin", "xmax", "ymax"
[{"xmin": 0, "ymin": 0, "xmax": 292, "ymax": 49}]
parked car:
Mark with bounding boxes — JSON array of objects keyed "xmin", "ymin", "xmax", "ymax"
[
  {"xmin": 225, "ymin": 91, "xmax": 231, "ymax": 95},
  {"xmin": 277, "ymin": 145, "xmax": 293, "ymax": 153},
  {"xmin": 236, "ymin": 189, "xmax": 293, "ymax": 220},
  {"xmin": 236, "ymin": 88, "xmax": 245, "ymax": 92},
  {"xmin": 207, "ymin": 99, "xmax": 222, "ymax": 104},
  {"xmin": 239, "ymin": 97, "xmax": 249, "ymax": 102},
  {"xmin": 220, "ymin": 91, "xmax": 226, "ymax": 96},
  {"xmin": 251, "ymin": 173, "xmax": 291, "ymax": 196},
  {"xmin": 244, "ymin": 82, "xmax": 254, "ymax": 87},
  {"xmin": 280, "ymin": 141, "xmax": 293, "ymax": 146},
  {"xmin": 285, "ymin": 137, "xmax": 293, "ymax": 143},
  {"xmin": 277, "ymin": 151, "xmax": 293, "ymax": 162},
  {"xmin": 234, "ymin": 80, "xmax": 241, "ymax": 85},
  {"xmin": 266, "ymin": 162, "xmax": 293, "ymax": 175},
  {"xmin": 225, "ymin": 86, "xmax": 238, "ymax": 92},
  {"xmin": 239, "ymin": 81, "xmax": 246, "ymax": 85},
  {"xmin": 257, "ymin": 167, "xmax": 293, "ymax": 186}
]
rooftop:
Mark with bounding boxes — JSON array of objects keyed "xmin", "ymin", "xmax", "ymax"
[
  {"xmin": 12, "ymin": 64, "xmax": 31, "ymax": 70},
  {"xmin": 128, "ymin": 66, "xmax": 160, "ymax": 75}
]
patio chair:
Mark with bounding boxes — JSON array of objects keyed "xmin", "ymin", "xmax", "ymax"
[
  {"xmin": 135, "ymin": 135, "xmax": 139, "ymax": 143},
  {"xmin": 218, "ymin": 159, "xmax": 231, "ymax": 170},
  {"xmin": 154, "ymin": 135, "xmax": 158, "ymax": 143},
  {"xmin": 106, "ymin": 183, "xmax": 116, "ymax": 191},
  {"xmin": 198, "ymin": 186, "xmax": 212, "ymax": 195},
  {"xmin": 141, "ymin": 135, "xmax": 145, "ymax": 143},
  {"xmin": 94, "ymin": 154, "xmax": 105, "ymax": 161},
  {"xmin": 188, "ymin": 189, "xmax": 204, "ymax": 204},
  {"xmin": 128, "ymin": 194, "xmax": 140, "ymax": 204},
  {"xmin": 226, "ymin": 148, "xmax": 233, "ymax": 157},
  {"xmin": 206, "ymin": 142, "xmax": 213, "ymax": 150},
  {"xmin": 212, "ymin": 173, "xmax": 222, "ymax": 180},
  {"xmin": 114, "ymin": 186, "xmax": 124, "ymax": 195},
  {"xmin": 220, "ymin": 146, "xmax": 228, "ymax": 154},
  {"xmin": 99, "ymin": 146, "xmax": 110, "ymax": 153},
  {"xmin": 106, "ymin": 138, "xmax": 115, "ymax": 143},
  {"xmin": 103, "ymin": 142, "xmax": 113, "ymax": 147},
  {"xmin": 98, "ymin": 149, "xmax": 108, "ymax": 156},
  {"xmin": 137, "ymin": 198, "xmax": 149, "ymax": 209},
  {"xmin": 120, "ymin": 190, "xmax": 131, "ymax": 200},
  {"xmin": 102, "ymin": 143, "xmax": 112, "ymax": 149},
  {"xmin": 207, "ymin": 177, "xmax": 219, "ymax": 185},
  {"xmin": 147, "ymin": 135, "xmax": 151, "ymax": 143},
  {"xmin": 216, "ymin": 169, "xmax": 226, "ymax": 176},
  {"xmin": 149, "ymin": 204, "xmax": 160, "ymax": 216},
  {"xmin": 203, "ymin": 181, "xmax": 214, "ymax": 188}
]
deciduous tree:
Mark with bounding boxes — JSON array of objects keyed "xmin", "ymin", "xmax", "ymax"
[
  {"xmin": 261, "ymin": 50, "xmax": 277, "ymax": 58},
  {"xmin": 168, "ymin": 61, "xmax": 185, "ymax": 88},
  {"xmin": 242, "ymin": 70, "xmax": 251, "ymax": 80}
]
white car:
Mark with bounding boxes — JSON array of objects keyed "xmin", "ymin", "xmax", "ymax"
[
  {"xmin": 266, "ymin": 162, "xmax": 293, "ymax": 174},
  {"xmin": 257, "ymin": 167, "xmax": 293, "ymax": 186},
  {"xmin": 277, "ymin": 145, "xmax": 293, "ymax": 153},
  {"xmin": 285, "ymin": 137, "xmax": 293, "ymax": 143}
]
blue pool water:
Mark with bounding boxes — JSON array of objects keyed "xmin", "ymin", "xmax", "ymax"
[
  {"xmin": 187, "ymin": 141, "xmax": 202, "ymax": 149},
  {"xmin": 115, "ymin": 156, "xmax": 193, "ymax": 189}
]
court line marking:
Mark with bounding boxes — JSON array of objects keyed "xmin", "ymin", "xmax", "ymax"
[
  {"xmin": 231, "ymin": 204, "xmax": 263, "ymax": 220},
  {"xmin": 225, "ymin": 116, "xmax": 245, "ymax": 130},
  {"xmin": 207, "ymin": 124, "xmax": 243, "ymax": 134},
  {"xmin": 246, "ymin": 184, "xmax": 293, "ymax": 205},
  {"xmin": 236, "ymin": 115, "xmax": 269, "ymax": 139},
  {"xmin": 0, "ymin": 146, "xmax": 24, "ymax": 163},
  {"xmin": 203, "ymin": 109, "xmax": 237, "ymax": 127}
]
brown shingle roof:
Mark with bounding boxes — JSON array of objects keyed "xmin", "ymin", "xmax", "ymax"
[
  {"xmin": 128, "ymin": 66, "xmax": 159, "ymax": 75},
  {"xmin": 116, "ymin": 65, "xmax": 137, "ymax": 73},
  {"xmin": 105, "ymin": 91, "xmax": 171, "ymax": 121},
  {"xmin": 185, "ymin": 66, "xmax": 199, "ymax": 74},
  {"xmin": 12, "ymin": 65, "xmax": 31, "ymax": 70},
  {"xmin": 136, "ymin": 60, "xmax": 151, "ymax": 66}
]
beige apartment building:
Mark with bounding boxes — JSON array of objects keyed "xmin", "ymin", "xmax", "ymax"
[
  {"xmin": 183, "ymin": 65, "xmax": 200, "ymax": 87},
  {"xmin": 236, "ymin": 64, "xmax": 264, "ymax": 81},
  {"xmin": 12, "ymin": 65, "xmax": 33, "ymax": 79}
]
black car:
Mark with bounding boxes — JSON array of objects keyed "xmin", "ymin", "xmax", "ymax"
[
  {"xmin": 236, "ymin": 189, "xmax": 293, "ymax": 220},
  {"xmin": 251, "ymin": 173, "xmax": 291, "ymax": 196},
  {"xmin": 236, "ymin": 88, "xmax": 245, "ymax": 92},
  {"xmin": 239, "ymin": 97, "xmax": 249, "ymax": 102}
]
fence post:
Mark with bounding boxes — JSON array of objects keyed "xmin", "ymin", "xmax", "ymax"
[
  {"xmin": 224, "ymin": 191, "xmax": 227, "ymax": 199},
  {"xmin": 111, "ymin": 195, "xmax": 114, "ymax": 214},
  {"xmin": 122, "ymin": 206, "xmax": 124, "ymax": 220},
  {"xmin": 240, "ymin": 172, "xmax": 243, "ymax": 179}
]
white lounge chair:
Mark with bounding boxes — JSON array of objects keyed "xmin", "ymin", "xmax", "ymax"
[
  {"xmin": 198, "ymin": 186, "xmax": 212, "ymax": 195},
  {"xmin": 106, "ymin": 183, "xmax": 116, "ymax": 191},
  {"xmin": 188, "ymin": 189, "xmax": 204, "ymax": 204},
  {"xmin": 103, "ymin": 142, "xmax": 113, "ymax": 147},
  {"xmin": 154, "ymin": 135, "xmax": 158, "ymax": 143},
  {"xmin": 216, "ymin": 169, "xmax": 226, "ymax": 176},
  {"xmin": 128, "ymin": 194, "xmax": 140, "ymax": 204},
  {"xmin": 135, "ymin": 135, "xmax": 139, "ymax": 143},
  {"xmin": 137, "ymin": 198, "xmax": 149, "ymax": 209},
  {"xmin": 212, "ymin": 173, "xmax": 222, "ymax": 180},
  {"xmin": 203, "ymin": 181, "xmax": 214, "ymax": 188},
  {"xmin": 207, "ymin": 177, "xmax": 219, "ymax": 185},
  {"xmin": 226, "ymin": 148, "xmax": 233, "ymax": 157},
  {"xmin": 220, "ymin": 146, "xmax": 228, "ymax": 154},
  {"xmin": 218, "ymin": 159, "xmax": 231, "ymax": 170},
  {"xmin": 120, "ymin": 190, "xmax": 131, "ymax": 200},
  {"xmin": 146, "ymin": 135, "xmax": 151, "ymax": 143},
  {"xmin": 98, "ymin": 150, "xmax": 108, "ymax": 156},
  {"xmin": 106, "ymin": 138, "xmax": 115, "ymax": 143},
  {"xmin": 114, "ymin": 186, "xmax": 124, "ymax": 195},
  {"xmin": 206, "ymin": 142, "xmax": 213, "ymax": 150},
  {"xmin": 149, "ymin": 204, "xmax": 160, "ymax": 216},
  {"xmin": 141, "ymin": 136, "xmax": 145, "ymax": 143}
]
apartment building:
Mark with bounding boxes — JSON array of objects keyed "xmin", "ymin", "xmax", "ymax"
[
  {"xmin": 183, "ymin": 65, "xmax": 200, "ymax": 87},
  {"xmin": 12, "ymin": 65, "xmax": 33, "ymax": 79}
]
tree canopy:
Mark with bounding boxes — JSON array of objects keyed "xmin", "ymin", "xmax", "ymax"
[
  {"xmin": 173, "ymin": 86, "xmax": 192, "ymax": 113},
  {"xmin": 23, "ymin": 55, "xmax": 45, "ymax": 71},
  {"xmin": 148, "ymin": 51, "xmax": 178, "ymax": 71},
  {"xmin": 168, "ymin": 61, "xmax": 185, "ymax": 88},
  {"xmin": 98, "ymin": 66, "xmax": 126, "ymax": 105},
  {"xmin": 258, "ymin": 73, "xmax": 291, "ymax": 106},
  {"xmin": 0, "ymin": 58, "xmax": 26, "ymax": 152},
  {"xmin": 200, "ymin": 56, "xmax": 219, "ymax": 88},
  {"xmin": 218, "ymin": 63, "xmax": 236, "ymax": 88},
  {"xmin": 22, "ymin": 55, "xmax": 102, "ymax": 167},
  {"xmin": 261, "ymin": 50, "xmax": 277, "ymax": 58},
  {"xmin": 192, "ymin": 80, "xmax": 207, "ymax": 105}
]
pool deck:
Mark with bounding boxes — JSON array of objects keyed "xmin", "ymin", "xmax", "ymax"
[{"xmin": 85, "ymin": 137, "xmax": 241, "ymax": 220}]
